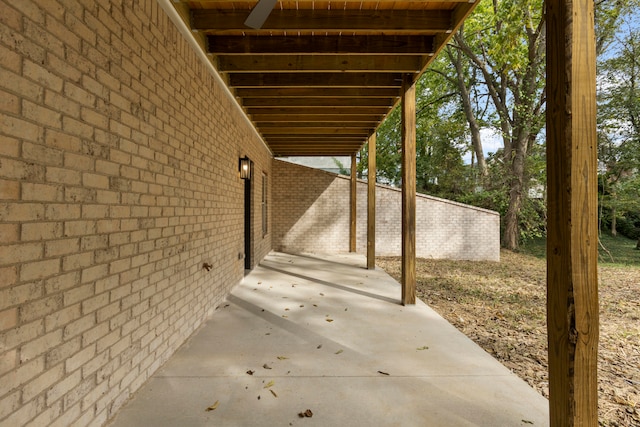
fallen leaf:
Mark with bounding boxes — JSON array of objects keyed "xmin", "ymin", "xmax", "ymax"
[
  {"xmin": 521, "ymin": 421, "xmax": 534, "ymax": 425},
  {"xmin": 282, "ymin": 315, "xmax": 288, "ymax": 318},
  {"xmin": 285, "ymin": 308, "xmax": 290, "ymax": 311},
  {"xmin": 246, "ymin": 370, "xmax": 254, "ymax": 375},
  {"xmin": 317, "ymin": 344, "xmax": 322, "ymax": 349},
  {"xmin": 313, "ymin": 304, "xmax": 318, "ymax": 307},
  {"xmin": 417, "ymin": 346, "xmax": 430, "ymax": 351},
  {"xmin": 257, "ymin": 282, "xmax": 262, "ymax": 284},
  {"xmin": 270, "ymin": 389, "xmax": 278, "ymax": 397},
  {"xmin": 264, "ymin": 380, "xmax": 275, "ymax": 388},
  {"xmin": 335, "ymin": 349, "xmax": 343, "ymax": 355},
  {"xmin": 319, "ymin": 293, "xmax": 324, "ymax": 296},
  {"xmin": 326, "ymin": 318, "xmax": 334, "ymax": 322},
  {"xmin": 263, "ymin": 364, "xmax": 272, "ymax": 369},
  {"xmin": 345, "ymin": 308, "xmax": 348, "ymax": 311},
  {"xmin": 298, "ymin": 409, "xmax": 313, "ymax": 418},
  {"xmin": 277, "ymin": 356, "xmax": 288, "ymax": 360},
  {"xmin": 300, "ymin": 305, "xmax": 304, "ymax": 307},
  {"xmin": 205, "ymin": 400, "xmax": 219, "ymax": 411},
  {"xmin": 378, "ymin": 370, "xmax": 390, "ymax": 375}
]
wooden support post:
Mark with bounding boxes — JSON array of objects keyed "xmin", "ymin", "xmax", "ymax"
[
  {"xmin": 367, "ymin": 134, "xmax": 376, "ymax": 270},
  {"xmin": 546, "ymin": 0, "xmax": 599, "ymax": 425},
  {"xmin": 350, "ymin": 154, "xmax": 357, "ymax": 252},
  {"xmin": 401, "ymin": 74, "xmax": 416, "ymax": 305}
]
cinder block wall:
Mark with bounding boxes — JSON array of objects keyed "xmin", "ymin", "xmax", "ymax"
[
  {"xmin": 0, "ymin": 1, "xmax": 271, "ymax": 426},
  {"xmin": 273, "ymin": 160, "xmax": 500, "ymax": 261}
]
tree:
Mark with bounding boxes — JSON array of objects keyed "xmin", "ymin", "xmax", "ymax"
[
  {"xmin": 449, "ymin": 0, "xmax": 546, "ymax": 250},
  {"xmin": 360, "ymin": 56, "xmax": 471, "ymax": 198},
  {"xmin": 598, "ymin": 28, "xmax": 640, "ymax": 247}
]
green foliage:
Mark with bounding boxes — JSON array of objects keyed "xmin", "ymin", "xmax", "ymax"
[
  {"xmin": 331, "ymin": 157, "xmax": 350, "ymax": 176},
  {"xmin": 521, "ymin": 233, "xmax": 640, "ymax": 266},
  {"xmin": 367, "ymin": 0, "xmax": 639, "ymax": 250},
  {"xmin": 597, "ymin": 27, "xmax": 640, "ymax": 240}
]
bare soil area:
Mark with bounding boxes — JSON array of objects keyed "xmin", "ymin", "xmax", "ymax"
[{"xmin": 377, "ymin": 251, "xmax": 640, "ymax": 426}]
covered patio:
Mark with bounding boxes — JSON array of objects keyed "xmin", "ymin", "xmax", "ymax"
[
  {"xmin": 108, "ymin": 252, "xmax": 548, "ymax": 426},
  {"xmin": 0, "ymin": 0, "xmax": 597, "ymax": 424}
]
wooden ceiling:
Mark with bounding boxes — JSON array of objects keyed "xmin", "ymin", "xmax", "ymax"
[{"xmin": 173, "ymin": 0, "xmax": 478, "ymax": 157}]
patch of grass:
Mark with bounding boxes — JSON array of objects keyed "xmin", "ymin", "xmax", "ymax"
[{"xmin": 520, "ymin": 233, "xmax": 640, "ymax": 266}]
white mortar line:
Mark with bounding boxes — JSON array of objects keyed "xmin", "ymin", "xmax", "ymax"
[{"xmin": 157, "ymin": 0, "xmax": 272, "ymax": 156}]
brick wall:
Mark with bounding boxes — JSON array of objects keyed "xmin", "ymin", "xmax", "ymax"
[
  {"xmin": 273, "ymin": 160, "xmax": 500, "ymax": 261},
  {"xmin": 0, "ymin": 1, "xmax": 271, "ymax": 426}
]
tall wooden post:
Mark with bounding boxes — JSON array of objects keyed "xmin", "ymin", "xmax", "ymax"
[
  {"xmin": 546, "ymin": 0, "xmax": 599, "ymax": 425},
  {"xmin": 367, "ymin": 134, "xmax": 376, "ymax": 269},
  {"xmin": 350, "ymin": 154, "xmax": 357, "ymax": 253},
  {"xmin": 401, "ymin": 74, "xmax": 416, "ymax": 305}
]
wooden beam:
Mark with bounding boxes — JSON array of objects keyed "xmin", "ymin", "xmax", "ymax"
[
  {"xmin": 251, "ymin": 114, "xmax": 384, "ymax": 123},
  {"xmin": 350, "ymin": 154, "xmax": 357, "ymax": 253},
  {"xmin": 258, "ymin": 122, "xmax": 379, "ymax": 129},
  {"xmin": 196, "ymin": 0, "xmax": 469, "ymax": 4},
  {"xmin": 260, "ymin": 127, "xmax": 372, "ymax": 135},
  {"xmin": 246, "ymin": 107, "xmax": 390, "ymax": 115},
  {"xmin": 546, "ymin": 0, "xmax": 599, "ymax": 425},
  {"xmin": 265, "ymin": 136, "xmax": 366, "ymax": 142},
  {"xmin": 193, "ymin": 10, "xmax": 453, "ymax": 33},
  {"xmin": 273, "ymin": 151, "xmax": 359, "ymax": 156},
  {"xmin": 229, "ymin": 73, "xmax": 404, "ymax": 88},
  {"xmin": 401, "ymin": 74, "xmax": 416, "ymax": 305},
  {"xmin": 235, "ymin": 88, "xmax": 401, "ymax": 98},
  {"xmin": 367, "ymin": 133, "xmax": 376, "ymax": 270},
  {"xmin": 243, "ymin": 98, "xmax": 394, "ymax": 108},
  {"xmin": 208, "ymin": 35, "xmax": 435, "ymax": 56},
  {"xmin": 218, "ymin": 55, "xmax": 422, "ymax": 73}
]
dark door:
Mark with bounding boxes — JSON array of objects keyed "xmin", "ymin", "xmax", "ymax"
[{"xmin": 244, "ymin": 175, "xmax": 251, "ymax": 270}]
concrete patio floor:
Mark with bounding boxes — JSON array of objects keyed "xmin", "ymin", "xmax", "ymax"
[{"xmin": 108, "ymin": 251, "xmax": 549, "ymax": 427}]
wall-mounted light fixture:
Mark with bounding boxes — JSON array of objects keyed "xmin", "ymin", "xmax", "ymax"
[{"xmin": 239, "ymin": 156, "xmax": 251, "ymax": 180}]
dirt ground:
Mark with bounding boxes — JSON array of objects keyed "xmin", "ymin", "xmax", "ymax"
[{"xmin": 377, "ymin": 251, "xmax": 640, "ymax": 426}]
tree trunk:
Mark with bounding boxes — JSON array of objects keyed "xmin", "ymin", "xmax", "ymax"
[
  {"xmin": 611, "ymin": 206, "xmax": 617, "ymax": 236},
  {"xmin": 636, "ymin": 236, "xmax": 640, "ymax": 250},
  {"xmin": 503, "ymin": 138, "xmax": 527, "ymax": 250},
  {"xmin": 447, "ymin": 46, "xmax": 488, "ymax": 177}
]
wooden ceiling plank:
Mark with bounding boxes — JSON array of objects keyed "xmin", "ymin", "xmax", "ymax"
[
  {"xmin": 208, "ymin": 35, "xmax": 435, "ymax": 55},
  {"xmin": 192, "ymin": 10, "xmax": 453, "ymax": 32},
  {"xmin": 229, "ymin": 73, "xmax": 404, "ymax": 87},
  {"xmin": 217, "ymin": 55, "xmax": 422, "ymax": 72}
]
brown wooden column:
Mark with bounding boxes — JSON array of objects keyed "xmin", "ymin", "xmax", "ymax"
[
  {"xmin": 367, "ymin": 134, "xmax": 376, "ymax": 269},
  {"xmin": 401, "ymin": 74, "xmax": 416, "ymax": 305},
  {"xmin": 350, "ymin": 154, "xmax": 357, "ymax": 252},
  {"xmin": 546, "ymin": 0, "xmax": 599, "ymax": 425}
]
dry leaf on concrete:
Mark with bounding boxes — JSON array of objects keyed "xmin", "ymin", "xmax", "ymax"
[
  {"xmin": 298, "ymin": 409, "xmax": 313, "ymax": 418},
  {"xmin": 264, "ymin": 380, "xmax": 275, "ymax": 388},
  {"xmin": 205, "ymin": 400, "xmax": 219, "ymax": 411}
]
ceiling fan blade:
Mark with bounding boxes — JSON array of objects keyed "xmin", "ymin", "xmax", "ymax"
[{"xmin": 244, "ymin": 0, "xmax": 278, "ymax": 29}]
